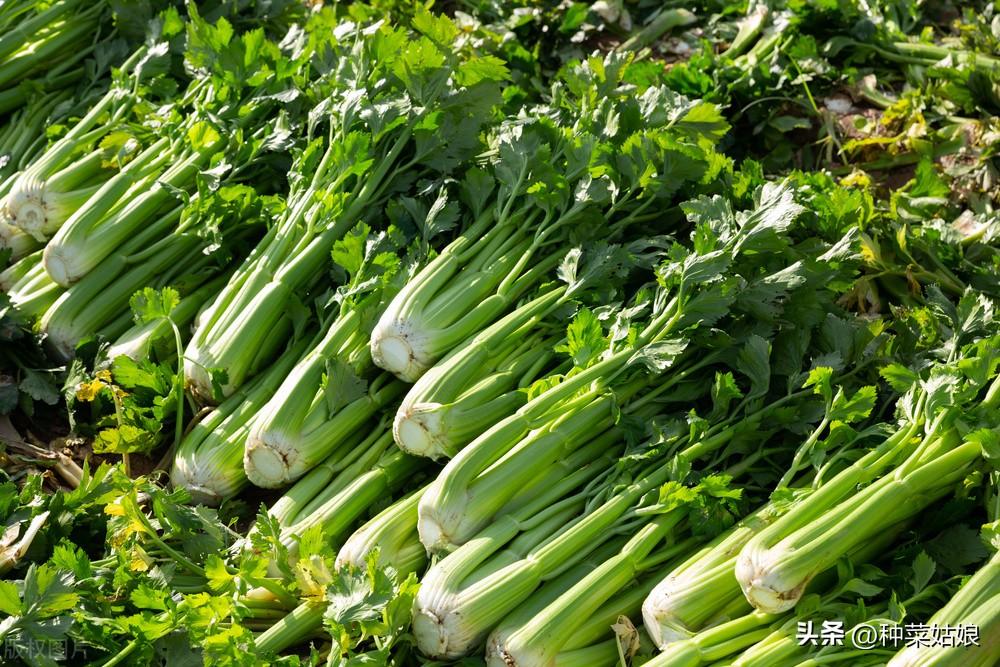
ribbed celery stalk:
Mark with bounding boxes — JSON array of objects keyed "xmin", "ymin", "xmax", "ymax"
[
  {"xmin": 552, "ymin": 582, "xmax": 658, "ymax": 663},
  {"xmin": 482, "ymin": 431, "xmax": 784, "ymax": 667},
  {"xmin": 413, "ymin": 455, "xmax": 667, "ymax": 658},
  {"xmin": 887, "ymin": 550, "xmax": 1000, "ymax": 667},
  {"xmin": 719, "ymin": 6, "xmax": 770, "ymax": 59},
  {"xmin": 250, "ymin": 459, "xmax": 427, "ymax": 655},
  {"xmin": 0, "ymin": 62, "xmax": 88, "ymax": 117},
  {"xmin": 244, "ymin": 372, "xmax": 404, "ymax": 488},
  {"xmin": 244, "ymin": 226, "xmax": 410, "ymax": 487},
  {"xmin": 170, "ymin": 339, "xmax": 311, "ymax": 505},
  {"xmin": 736, "ymin": 371, "xmax": 996, "ymax": 613},
  {"xmin": 0, "ymin": 511, "xmax": 50, "ymax": 575},
  {"xmin": 644, "ymin": 611, "xmax": 778, "ymax": 667},
  {"xmin": 0, "ymin": 92, "xmax": 70, "ymax": 261},
  {"xmin": 42, "ymin": 127, "xmax": 221, "ymax": 285},
  {"xmin": 394, "ymin": 299, "xmax": 565, "ymax": 458},
  {"xmin": 371, "ymin": 64, "xmax": 727, "ymax": 382},
  {"xmin": 0, "ymin": 0, "xmax": 87, "ymax": 63},
  {"xmin": 412, "ymin": 442, "xmax": 611, "ymax": 659},
  {"xmin": 725, "ymin": 527, "xmax": 927, "ymax": 667},
  {"xmin": 420, "ymin": 389, "xmax": 656, "ymax": 553},
  {"xmin": 262, "ymin": 425, "xmax": 383, "ymax": 528},
  {"xmin": 40, "ymin": 12, "xmax": 298, "ymax": 288},
  {"xmin": 105, "ymin": 273, "xmax": 231, "ymax": 363},
  {"xmin": 182, "ymin": 135, "xmax": 399, "ymax": 401},
  {"xmin": 254, "ymin": 601, "xmax": 326, "ymax": 657},
  {"xmin": 486, "ymin": 538, "xmax": 633, "ymax": 659},
  {"xmin": 0, "ymin": 90, "xmax": 69, "ymax": 183},
  {"xmin": 0, "ymin": 217, "xmax": 38, "ymax": 259},
  {"xmin": 184, "ymin": 15, "xmax": 505, "ymax": 401},
  {"xmin": 369, "ymin": 170, "xmax": 563, "ymax": 382},
  {"xmin": 274, "ymin": 442, "xmax": 424, "ymax": 560},
  {"xmin": 654, "ymin": 524, "xmax": 909, "ymax": 667},
  {"xmin": 554, "ymin": 640, "xmax": 638, "ymax": 667},
  {"xmin": 739, "ymin": 435, "xmax": 979, "ymax": 613},
  {"xmin": 0, "ymin": 249, "xmax": 42, "ymax": 292},
  {"xmin": 5, "ymin": 250, "xmax": 61, "ymax": 319},
  {"xmin": 642, "ymin": 498, "xmax": 806, "ymax": 648},
  {"xmin": 486, "ymin": 518, "xmax": 699, "ymax": 667},
  {"xmin": 418, "ymin": 183, "xmax": 810, "ymax": 553},
  {"xmin": 336, "ymin": 487, "xmax": 428, "ymax": 576},
  {"xmin": 40, "ymin": 193, "xmax": 262, "ymax": 359}
]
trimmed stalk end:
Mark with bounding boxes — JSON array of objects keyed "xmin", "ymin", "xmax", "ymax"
[
  {"xmin": 41, "ymin": 242, "xmax": 76, "ymax": 287},
  {"xmin": 416, "ymin": 503, "xmax": 461, "ymax": 554},
  {"xmin": 394, "ymin": 403, "xmax": 448, "ymax": 458},
  {"xmin": 371, "ymin": 318, "xmax": 431, "ymax": 382},
  {"xmin": 484, "ymin": 636, "xmax": 517, "ymax": 667},
  {"xmin": 411, "ymin": 602, "xmax": 480, "ymax": 660},
  {"xmin": 641, "ymin": 583, "xmax": 696, "ymax": 649},
  {"xmin": 735, "ymin": 547, "xmax": 802, "ymax": 614},
  {"xmin": 170, "ymin": 461, "xmax": 226, "ymax": 506},
  {"xmin": 13, "ymin": 202, "xmax": 49, "ymax": 243},
  {"xmin": 243, "ymin": 433, "xmax": 297, "ymax": 489},
  {"xmin": 8, "ymin": 176, "xmax": 48, "ymax": 242}
]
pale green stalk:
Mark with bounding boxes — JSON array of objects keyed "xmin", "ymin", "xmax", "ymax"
[
  {"xmin": 171, "ymin": 340, "xmax": 311, "ymax": 505},
  {"xmin": 244, "ymin": 373, "xmax": 405, "ymax": 488},
  {"xmin": 43, "ymin": 133, "xmax": 218, "ymax": 285},
  {"xmin": 736, "ymin": 380, "xmax": 986, "ymax": 613},
  {"xmin": 336, "ymin": 487, "xmax": 428, "ymax": 576},
  {"xmin": 642, "ymin": 497, "xmax": 806, "ymax": 649},
  {"xmin": 888, "ymin": 550, "xmax": 1000, "ymax": 667},
  {"xmin": 486, "ymin": 517, "xmax": 698, "ymax": 667},
  {"xmin": 105, "ymin": 273, "xmax": 231, "ymax": 363},
  {"xmin": 393, "ymin": 291, "xmax": 564, "ymax": 458},
  {"xmin": 412, "ymin": 435, "xmax": 624, "ymax": 659}
]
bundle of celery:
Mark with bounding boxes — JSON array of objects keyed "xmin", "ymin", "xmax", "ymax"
[
  {"xmin": 645, "ymin": 532, "xmax": 942, "ymax": 667},
  {"xmin": 736, "ymin": 293, "xmax": 999, "ymax": 615},
  {"xmin": 0, "ymin": 93, "xmax": 81, "ymax": 260},
  {"xmin": 40, "ymin": 7, "xmax": 296, "ymax": 288},
  {"xmin": 411, "ymin": 185, "xmax": 867, "ymax": 659},
  {"xmin": 170, "ymin": 336, "xmax": 311, "ymax": 505},
  {"xmin": 477, "ymin": 319, "xmax": 881, "ymax": 666},
  {"xmin": 371, "ymin": 52, "xmax": 729, "ymax": 384},
  {"xmin": 0, "ymin": 0, "xmax": 113, "ymax": 116},
  {"xmin": 242, "ymin": 224, "xmax": 411, "ymax": 487},
  {"xmin": 416, "ymin": 182, "xmax": 834, "ymax": 554},
  {"xmin": 38, "ymin": 186, "xmax": 274, "ymax": 360},
  {"xmin": 2, "ymin": 3, "xmax": 1000, "ymax": 666},
  {"xmin": 3, "ymin": 47, "xmax": 160, "ymax": 244},
  {"xmin": 251, "ymin": 485, "xmax": 431, "ymax": 658},
  {"xmin": 183, "ymin": 8, "xmax": 508, "ymax": 401}
]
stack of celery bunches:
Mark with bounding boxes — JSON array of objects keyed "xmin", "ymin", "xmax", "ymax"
[{"xmin": 2, "ymin": 1, "xmax": 1000, "ymax": 666}]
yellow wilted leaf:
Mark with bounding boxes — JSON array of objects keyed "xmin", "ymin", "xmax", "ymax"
[
  {"xmin": 839, "ymin": 169, "xmax": 871, "ymax": 189},
  {"xmin": 76, "ymin": 380, "xmax": 106, "ymax": 402},
  {"xmin": 859, "ymin": 233, "xmax": 882, "ymax": 266},
  {"xmin": 295, "ymin": 554, "xmax": 334, "ymax": 599},
  {"xmin": 129, "ymin": 546, "xmax": 152, "ymax": 572},
  {"xmin": 76, "ymin": 370, "xmax": 116, "ymax": 402},
  {"xmin": 104, "ymin": 500, "xmax": 126, "ymax": 516}
]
